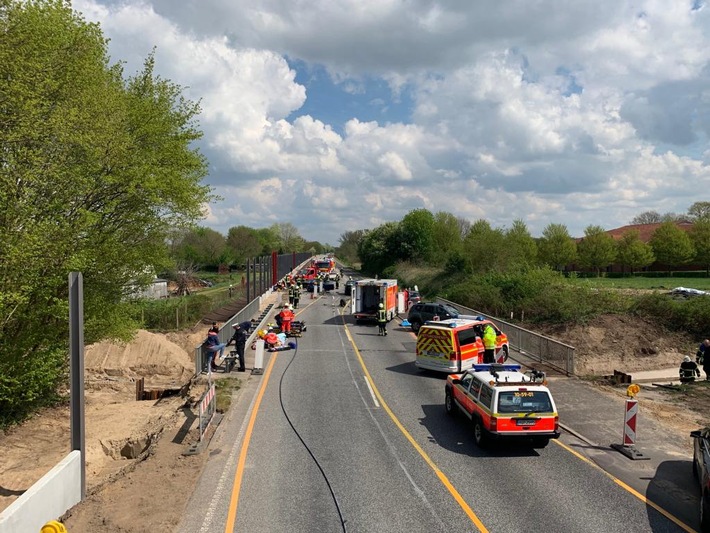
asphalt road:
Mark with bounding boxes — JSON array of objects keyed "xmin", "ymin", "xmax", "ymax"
[{"xmin": 179, "ymin": 289, "xmax": 695, "ymax": 533}]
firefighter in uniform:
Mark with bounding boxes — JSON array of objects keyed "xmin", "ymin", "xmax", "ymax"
[
  {"xmin": 288, "ymin": 282, "xmax": 296, "ymax": 306},
  {"xmin": 483, "ymin": 323, "xmax": 497, "ymax": 363},
  {"xmin": 293, "ymin": 282, "xmax": 301, "ymax": 308},
  {"xmin": 377, "ymin": 303, "xmax": 387, "ymax": 336}
]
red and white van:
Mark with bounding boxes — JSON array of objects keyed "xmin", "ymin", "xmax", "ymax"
[{"xmin": 415, "ymin": 318, "xmax": 509, "ymax": 373}]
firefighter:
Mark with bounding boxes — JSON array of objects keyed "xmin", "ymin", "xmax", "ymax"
[
  {"xmin": 377, "ymin": 303, "xmax": 387, "ymax": 336},
  {"xmin": 279, "ymin": 304, "xmax": 295, "ymax": 335},
  {"xmin": 288, "ymin": 282, "xmax": 296, "ymax": 305},
  {"xmin": 293, "ymin": 282, "xmax": 301, "ymax": 308},
  {"xmin": 483, "ymin": 323, "xmax": 497, "ymax": 363}
]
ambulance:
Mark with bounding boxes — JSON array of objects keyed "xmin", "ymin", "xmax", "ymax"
[
  {"xmin": 445, "ymin": 363, "xmax": 560, "ymax": 448},
  {"xmin": 415, "ymin": 318, "xmax": 508, "ymax": 373}
]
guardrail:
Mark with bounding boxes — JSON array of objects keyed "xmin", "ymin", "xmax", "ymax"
[
  {"xmin": 194, "ymin": 296, "xmax": 263, "ymax": 376},
  {"xmin": 436, "ymin": 298, "xmax": 576, "ymax": 375}
]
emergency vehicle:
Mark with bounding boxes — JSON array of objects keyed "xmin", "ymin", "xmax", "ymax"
[
  {"xmin": 445, "ymin": 363, "xmax": 560, "ymax": 448},
  {"xmin": 352, "ymin": 278, "xmax": 398, "ymax": 322},
  {"xmin": 314, "ymin": 257, "xmax": 335, "ymax": 274},
  {"xmin": 415, "ymin": 318, "xmax": 508, "ymax": 373}
]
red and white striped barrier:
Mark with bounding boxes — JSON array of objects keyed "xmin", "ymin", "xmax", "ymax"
[{"xmin": 622, "ymin": 399, "xmax": 638, "ymax": 446}]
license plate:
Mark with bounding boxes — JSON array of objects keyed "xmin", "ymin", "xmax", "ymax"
[{"xmin": 516, "ymin": 419, "xmax": 537, "ymax": 426}]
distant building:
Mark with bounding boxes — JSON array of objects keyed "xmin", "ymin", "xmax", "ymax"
[{"xmin": 129, "ymin": 278, "xmax": 169, "ymax": 299}]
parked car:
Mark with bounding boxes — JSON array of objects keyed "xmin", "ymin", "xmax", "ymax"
[
  {"xmin": 407, "ymin": 302, "xmax": 460, "ymax": 333},
  {"xmin": 344, "ymin": 279, "xmax": 356, "ymax": 296},
  {"xmin": 407, "ymin": 290, "xmax": 421, "ymax": 306},
  {"xmin": 445, "ymin": 363, "xmax": 559, "ymax": 448},
  {"xmin": 691, "ymin": 427, "xmax": 710, "ymax": 532}
]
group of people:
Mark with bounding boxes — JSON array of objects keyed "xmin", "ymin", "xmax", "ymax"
[
  {"xmin": 679, "ymin": 338, "xmax": 710, "ymax": 383},
  {"xmin": 203, "ymin": 320, "xmax": 250, "ymax": 373}
]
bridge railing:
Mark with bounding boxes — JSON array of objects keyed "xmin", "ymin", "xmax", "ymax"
[{"xmin": 436, "ymin": 298, "xmax": 576, "ymax": 375}]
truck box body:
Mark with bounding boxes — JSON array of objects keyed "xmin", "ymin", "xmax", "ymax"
[{"xmin": 352, "ymin": 279, "xmax": 398, "ymax": 322}]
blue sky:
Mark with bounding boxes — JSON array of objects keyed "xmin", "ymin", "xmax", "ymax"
[
  {"xmin": 74, "ymin": 0, "xmax": 710, "ymax": 245},
  {"xmin": 288, "ymin": 61, "xmax": 415, "ymax": 135}
]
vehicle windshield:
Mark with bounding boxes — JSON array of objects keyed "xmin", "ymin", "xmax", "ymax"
[
  {"xmin": 497, "ymin": 391, "xmax": 553, "ymax": 414},
  {"xmin": 442, "ymin": 304, "xmax": 459, "ymax": 317}
]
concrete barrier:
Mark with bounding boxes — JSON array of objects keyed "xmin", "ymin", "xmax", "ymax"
[{"xmin": 0, "ymin": 450, "xmax": 82, "ymax": 533}]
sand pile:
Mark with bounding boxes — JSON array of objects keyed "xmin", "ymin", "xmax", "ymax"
[{"xmin": 85, "ymin": 329, "xmax": 195, "ymax": 386}]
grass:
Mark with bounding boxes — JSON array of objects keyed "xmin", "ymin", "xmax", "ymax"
[
  {"xmin": 571, "ymin": 276, "xmax": 710, "ymax": 290},
  {"xmin": 214, "ymin": 377, "xmax": 242, "ymax": 412}
]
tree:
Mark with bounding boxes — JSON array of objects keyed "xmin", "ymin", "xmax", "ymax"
[
  {"xmin": 272, "ymin": 222, "xmax": 305, "ymax": 253},
  {"xmin": 538, "ymin": 224, "xmax": 577, "ymax": 271},
  {"xmin": 649, "ymin": 222, "xmax": 695, "ymax": 274},
  {"xmin": 358, "ymin": 222, "xmax": 400, "ymax": 275},
  {"xmin": 630, "ymin": 211, "xmax": 662, "ymax": 224},
  {"xmin": 173, "ymin": 227, "xmax": 228, "ymax": 268},
  {"xmin": 688, "ymin": 201, "xmax": 710, "ymax": 221},
  {"xmin": 576, "ymin": 225, "xmax": 617, "ymax": 276},
  {"xmin": 462, "ymin": 220, "xmax": 505, "ymax": 274},
  {"xmin": 337, "ymin": 230, "xmax": 366, "ymax": 264},
  {"xmin": 429, "ymin": 211, "xmax": 464, "ymax": 266},
  {"xmin": 616, "ymin": 230, "xmax": 655, "ymax": 274},
  {"xmin": 254, "ymin": 227, "xmax": 280, "ymax": 255},
  {"xmin": 399, "ymin": 209, "xmax": 435, "ymax": 263},
  {"xmin": 227, "ymin": 225, "xmax": 263, "ymax": 267},
  {"xmin": 690, "ymin": 219, "xmax": 710, "ymax": 276},
  {"xmin": 503, "ymin": 219, "xmax": 538, "ymax": 269},
  {"xmin": 0, "ymin": 0, "xmax": 210, "ymax": 425}
]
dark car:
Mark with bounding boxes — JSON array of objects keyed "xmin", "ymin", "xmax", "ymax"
[
  {"xmin": 344, "ymin": 279, "xmax": 356, "ymax": 296},
  {"xmin": 691, "ymin": 427, "xmax": 710, "ymax": 531},
  {"xmin": 407, "ymin": 302, "xmax": 460, "ymax": 333}
]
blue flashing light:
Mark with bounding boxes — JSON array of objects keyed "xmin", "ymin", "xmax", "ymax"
[{"xmin": 473, "ymin": 364, "xmax": 521, "ymax": 372}]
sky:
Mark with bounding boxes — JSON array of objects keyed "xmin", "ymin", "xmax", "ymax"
[{"xmin": 72, "ymin": 0, "xmax": 710, "ymax": 245}]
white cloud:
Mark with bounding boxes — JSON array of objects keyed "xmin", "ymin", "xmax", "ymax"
[{"xmin": 73, "ymin": 0, "xmax": 710, "ymax": 243}]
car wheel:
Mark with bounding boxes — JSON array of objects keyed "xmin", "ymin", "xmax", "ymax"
[
  {"xmin": 411, "ymin": 320, "xmax": 421, "ymax": 333},
  {"xmin": 531, "ymin": 437, "xmax": 549, "ymax": 449},
  {"xmin": 701, "ymin": 490, "xmax": 710, "ymax": 533},
  {"xmin": 501, "ymin": 345, "xmax": 509, "ymax": 363},
  {"xmin": 445, "ymin": 391, "xmax": 455, "ymax": 416},
  {"xmin": 473, "ymin": 418, "xmax": 489, "ymax": 448}
]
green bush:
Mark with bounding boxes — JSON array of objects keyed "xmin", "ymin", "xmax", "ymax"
[
  {"xmin": 631, "ymin": 293, "xmax": 710, "ymax": 336},
  {"xmin": 0, "ymin": 347, "xmax": 65, "ymax": 427}
]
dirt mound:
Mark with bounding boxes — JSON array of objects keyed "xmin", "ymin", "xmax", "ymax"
[
  {"xmin": 532, "ymin": 314, "xmax": 688, "ymax": 375},
  {"xmin": 0, "ymin": 326, "xmax": 212, "ymax": 514},
  {"xmin": 85, "ymin": 329, "xmax": 195, "ymax": 386}
]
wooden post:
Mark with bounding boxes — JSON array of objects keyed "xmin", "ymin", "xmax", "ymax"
[{"xmin": 135, "ymin": 377, "xmax": 144, "ymax": 401}]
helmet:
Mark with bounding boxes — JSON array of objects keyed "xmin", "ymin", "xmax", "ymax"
[{"xmin": 378, "ymin": 303, "xmax": 384, "ymax": 308}]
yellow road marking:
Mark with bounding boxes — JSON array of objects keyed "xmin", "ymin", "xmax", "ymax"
[
  {"xmin": 342, "ymin": 316, "xmax": 489, "ymax": 533},
  {"xmin": 553, "ymin": 439, "xmax": 696, "ymax": 532},
  {"xmin": 224, "ymin": 351, "xmax": 279, "ymax": 532}
]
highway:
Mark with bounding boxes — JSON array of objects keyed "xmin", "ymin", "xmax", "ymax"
[{"xmin": 179, "ymin": 286, "xmax": 695, "ymax": 533}]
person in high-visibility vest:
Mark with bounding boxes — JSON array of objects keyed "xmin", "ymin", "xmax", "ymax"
[
  {"xmin": 483, "ymin": 323, "xmax": 497, "ymax": 363},
  {"xmin": 377, "ymin": 303, "xmax": 388, "ymax": 336}
]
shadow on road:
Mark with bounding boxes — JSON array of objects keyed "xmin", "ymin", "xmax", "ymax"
[
  {"xmin": 645, "ymin": 459, "xmax": 699, "ymax": 532},
  {"xmin": 418, "ymin": 404, "xmax": 542, "ymax": 458}
]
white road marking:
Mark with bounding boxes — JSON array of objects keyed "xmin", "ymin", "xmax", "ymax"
[{"xmin": 363, "ymin": 375, "xmax": 380, "ymax": 408}]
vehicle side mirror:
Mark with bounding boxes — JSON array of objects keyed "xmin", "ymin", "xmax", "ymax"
[
  {"xmin": 450, "ymin": 378, "xmax": 461, "ymax": 385},
  {"xmin": 691, "ymin": 429, "xmax": 702, "ymax": 438}
]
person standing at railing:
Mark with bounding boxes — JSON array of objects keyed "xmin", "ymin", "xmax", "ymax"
[
  {"xmin": 204, "ymin": 330, "xmax": 227, "ymax": 372},
  {"xmin": 228, "ymin": 321, "xmax": 249, "ymax": 372}
]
